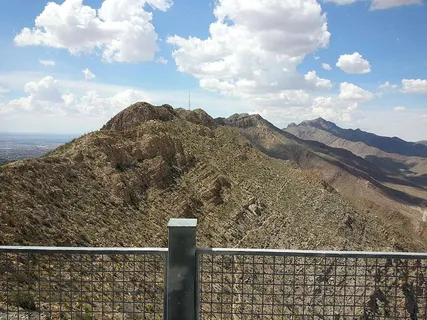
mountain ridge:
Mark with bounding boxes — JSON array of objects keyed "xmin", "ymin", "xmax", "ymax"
[
  {"xmin": 284, "ymin": 117, "xmax": 427, "ymax": 208},
  {"xmin": 3, "ymin": 101, "xmax": 427, "ymax": 317},
  {"xmin": 1, "ymin": 102, "xmax": 426, "ymax": 252},
  {"xmin": 229, "ymin": 112, "xmax": 427, "ymax": 213},
  {"xmin": 285, "ymin": 117, "xmax": 427, "ymax": 157}
]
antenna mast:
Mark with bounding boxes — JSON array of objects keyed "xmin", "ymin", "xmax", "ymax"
[{"xmin": 188, "ymin": 90, "xmax": 191, "ymax": 111}]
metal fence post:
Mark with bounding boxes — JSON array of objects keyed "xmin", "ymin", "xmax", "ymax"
[{"xmin": 166, "ymin": 218, "xmax": 197, "ymax": 320}]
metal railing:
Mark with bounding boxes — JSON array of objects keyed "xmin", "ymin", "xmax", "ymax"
[
  {"xmin": 1, "ymin": 219, "xmax": 427, "ymax": 319},
  {"xmin": 0, "ymin": 247, "xmax": 167, "ymax": 319},
  {"xmin": 198, "ymin": 248, "xmax": 427, "ymax": 319}
]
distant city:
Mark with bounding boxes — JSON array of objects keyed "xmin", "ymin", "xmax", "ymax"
[{"xmin": 0, "ymin": 133, "xmax": 77, "ymax": 165}]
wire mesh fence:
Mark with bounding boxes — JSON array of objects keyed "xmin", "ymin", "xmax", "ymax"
[
  {"xmin": 198, "ymin": 249, "xmax": 427, "ymax": 319},
  {"xmin": 2, "ymin": 219, "xmax": 427, "ymax": 320},
  {"xmin": 0, "ymin": 247, "xmax": 166, "ymax": 320}
]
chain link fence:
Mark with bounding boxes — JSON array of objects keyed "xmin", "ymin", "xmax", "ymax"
[{"xmin": 0, "ymin": 247, "xmax": 166, "ymax": 319}]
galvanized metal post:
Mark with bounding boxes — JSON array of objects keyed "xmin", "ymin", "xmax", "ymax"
[{"xmin": 166, "ymin": 218, "xmax": 197, "ymax": 320}]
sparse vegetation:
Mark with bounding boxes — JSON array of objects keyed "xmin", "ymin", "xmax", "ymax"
[
  {"xmin": 0, "ymin": 102, "xmax": 425, "ymax": 250},
  {"xmin": 10, "ymin": 291, "xmax": 37, "ymax": 311},
  {"xmin": 285, "ymin": 118, "xmax": 427, "ymax": 205},
  {"xmin": 0, "ymin": 102, "xmax": 427, "ymax": 318}
]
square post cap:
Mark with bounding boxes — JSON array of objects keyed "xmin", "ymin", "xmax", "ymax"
[{"xmin": 168, "ymin": 218, "xmax": 197, "ymax": 228}]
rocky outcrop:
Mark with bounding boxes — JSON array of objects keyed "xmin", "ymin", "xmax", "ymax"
[
  {"xmin": 102, "ymin": 102, "xmax": 219, "ymax": 132},
  {"xmin": 200, "ymin": 175, "xmax": 231, "ymax": 205},
  {"xmin": 175, "ymin": 108, "xmax": 217, "ymax": 128},
  {"xmin": 225, "ymin": 113, "xmax": 265, "ymax": 129},
  {"xmin": 101, "ymin": 102, "xmax": 177, "ymax": 131}
]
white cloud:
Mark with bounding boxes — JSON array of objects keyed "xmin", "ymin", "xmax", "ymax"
[
  {"xmin": 39, "ymin": 60, "xmax": 56, "ymax": 66},
  {"xmin": 165, "ymin": 1, "xmax": 391, "ymax": 129},
  {"xmin": 0, "ymin": 76, "xmax": 149, "ymax": 118},
  {"xmin": 82, "ymin": 68, "xmax": 96, "ymax": 80},
  {"xmin": 323, "ymin": 0, "xmax": 356, "ymax": 4},
  {"xmin": 311, "ymin": 96, "xmax": 361, "ymax": 123},
  {"xmin": 338, "ymin": 82, "xmax": 374, "ymax": 102},
  {"xmin": 314, "ymin": 55, "xmax": 320, "ymax": 60},
  {"xmin": 1, "ymin": 77, "xmax": 64, "ymax": 114},
  {"xmin": 310, "ymin": 82, "xmax": 373, "ymax": 123},
  {"xmin": 336, "ymin": 52, "xmax": 371, "ymax": 74},
  {"xmin": 379, "ymin": 81, "xmax": 397, "ymax": 90},
  {"xmin": 393, "ymin": 106, "xmax": 406, "ymax": 112},
  {"xmin": 253, "ymin": 81, "xmax": 374, "ymax": 127},
  {"xmin": 304, "ymin": 70, "xmax": 333, "ymax": 91},
  {"xmin": 322, "ymin": 63, "xmax": 332, "ymax": 71},
  {"xmin": 155, "ymin": 56, "xmax": 168, "ymax": 64},
  {"xmin": 250, "ymin": 90, "xmax": 313, "ymax": 108},
  {"xmin": 0, "ymin": 71, "xmax": 253, "ymax": 132},
  {"xmin": 401, "ymin": 79, "xmax": 427, "ymax": 94},
  {"xmin": 14, "ymin": 0, "xmax": 172, "ymax": 63},
  {"xmin": 167, "ymin": 0, "xmax": 331, "ymax": 105},
  {"xmin": 370, "ymin": 0, "xmax": 422, "ymax": 10},
  {"xmin": 24, "ymin": 77, "xmax": 63, "ymax": 103}
]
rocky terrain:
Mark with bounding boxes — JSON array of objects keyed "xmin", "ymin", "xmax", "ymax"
[
  {"xmin": 285, "ymin": 118, "xmax": 427, "ymax": 211},
  {"xmin": 1, "ymin": 102, "xmax": 426, "ymax": 319},
  {"xmin": 286, "ymin": 118, "xmax": 427, "ymax": 158},
  {"xmin": 2, "ymin": 103, "xmax": 424, "ymax": 250}
]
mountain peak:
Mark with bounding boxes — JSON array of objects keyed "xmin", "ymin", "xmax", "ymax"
[
  {"xmin": 224, "ymin": 113, "xmax": 277, "ymax": 130},
  {"xmin": 300, "ymin": 117, "xmax": 338, "ymax": 131},
  {"xmin": 101, "ymin": 102, "xmax": 218, "ymax": 131},
  {"xmin": 285, "ymin": 116, "xmax": 427, "ymax": 158},
  {"xmin": 101, "ymin": 102, "xmax": 178, "ymax": 131}
]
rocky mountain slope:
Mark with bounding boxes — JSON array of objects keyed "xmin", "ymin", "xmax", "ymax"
[
  {"xmin": 1, "ymin": 102, "xmax": 427, "ymax": 318},
  {"xmin": 284, "ymin": 118, "xmax": 427, "ymax": 206},
  {"xmin": 286, "ymin": 118, "xmax": 427, "ymax": 158},
  {"xmin": 1, "ymin": 102, "xmax": 425, "ymax": 250}
]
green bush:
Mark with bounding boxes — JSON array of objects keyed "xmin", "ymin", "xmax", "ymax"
[{"xmin": 10, "ymin": 291, "xmax": 37, "ymax": 311}]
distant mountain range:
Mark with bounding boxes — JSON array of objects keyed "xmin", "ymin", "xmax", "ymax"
[
  {"xmin": 2, "ymin": 102, "xmax": 426, "ymax": 251},
  {"xmin": 1, "ymin": 102, "xmax": 427, "ymax": 317},
  {"xmin": 285, "ymin": 118, "xmax": 427, "ymax": 200},
  {"xmin": 286, "ymin": 118, "xmax": 427, "ymax": 157}
]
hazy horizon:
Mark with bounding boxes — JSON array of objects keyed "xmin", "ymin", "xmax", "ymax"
[{"xmin": 0, "ymin": 0, "xmax": 426, "ymax": 141}]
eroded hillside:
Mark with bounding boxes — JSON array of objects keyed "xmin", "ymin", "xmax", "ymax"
[
  {"xmin": 1, "ymin": 102, "xmax": 424, "ymax": 252},
  {"xmin": 284, "ymin": 119, "xmax": 427, "ymax": 202}
]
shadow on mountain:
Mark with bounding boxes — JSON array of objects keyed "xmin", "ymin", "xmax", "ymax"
[
  {"xmin": 253, "ymin": 138, "xmax": 427, "ymax": 207},
  {"xmin": 305, "ymin": 141, "xmax": 427, "ymax": 189},
  {"xmin": 365, "ymin": 155, "xmax": 427, "ymax": 187},
  {"xmin": 365, "ymin": 155, "xmax": 414, "ymax": 175},
  {"xmin": 321, "ymin": 157, "xmax": 427, "ymax": 206},
  {"xmin": 233, "ymin": 119, "xmax": 427, "ymax": 207},
  {"xmin": 308, "ymin": 121, "xmax": 427, "ymax": 158},
  {"xmin": 266, "ymin": 123, "xmax": 427, "ymax": 191}
]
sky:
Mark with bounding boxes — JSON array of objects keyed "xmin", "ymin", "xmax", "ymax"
[{"xmin": 0, "ymin": 0, "xmax": 426, "ymax": 141}]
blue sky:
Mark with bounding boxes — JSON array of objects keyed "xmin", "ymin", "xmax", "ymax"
[{"xmin": 0, "ymin": 0, "xmax": 426, "ymax": 141}]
